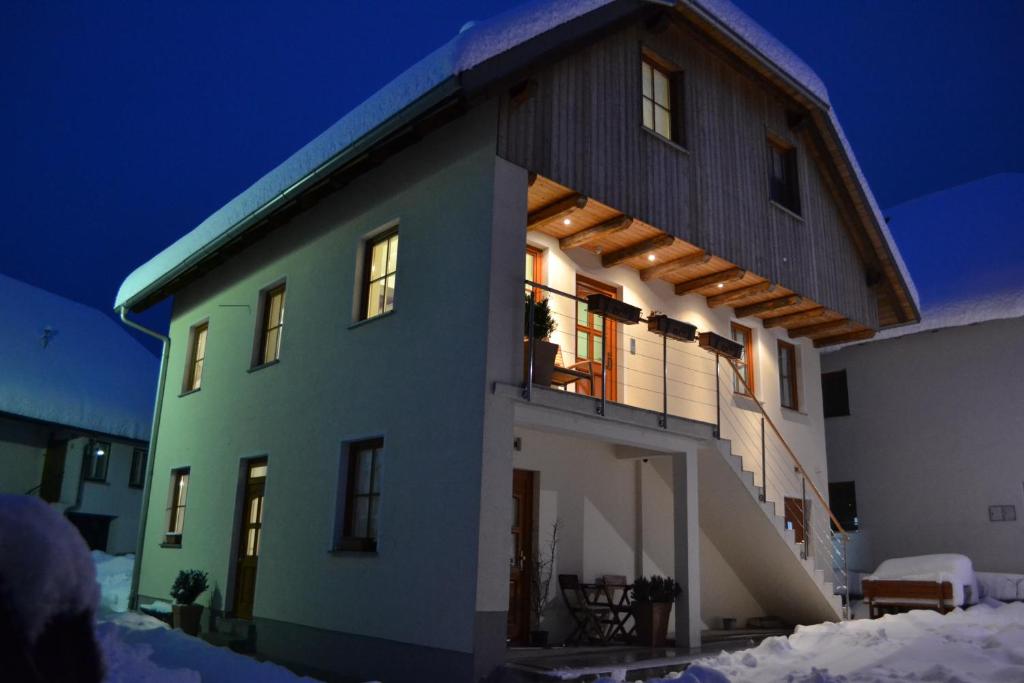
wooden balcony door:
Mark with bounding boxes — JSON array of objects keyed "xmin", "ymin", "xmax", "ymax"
[
  {"xmin": 233, "ymin": 459, "xmax": 267, "ymax": 620},
  {"xmin": 784, "ymin": 496, "xmax": 809, "ymax": 544},
  {"xmin": 507, "ymin": 469, "xmax": 535, "ymax": 644},
  {"xmin": 575, "ymin": 276, "xmax": 617, "ymax": 401}
]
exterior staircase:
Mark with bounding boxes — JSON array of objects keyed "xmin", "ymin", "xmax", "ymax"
[{"xmin": 698, "ymin": 435, "xmax": 843, "ymax": 625}]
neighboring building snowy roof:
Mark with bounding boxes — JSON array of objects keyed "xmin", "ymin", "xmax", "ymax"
[
  {"xmin": 115, "ymin": 0, "xmax": 915, "ymax": 317},
  {"xmin": 1, "ymin": 274, "xmax": 157, "ymax": 441},
  {"xmin": 862, "ymin": 287, "xmax": 1024, "ymax": 346}
]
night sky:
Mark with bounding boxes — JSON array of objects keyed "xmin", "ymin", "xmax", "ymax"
[{"xmin": 2, "ymin": 0, "xmax": 1021, "ymax": 353}]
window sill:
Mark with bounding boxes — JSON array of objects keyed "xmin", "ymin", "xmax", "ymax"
[
  {"xmin": 641, "ymin": 126, "xmax": 689, "ymax": 154},
  {"xmin": 179, "ymin": 388, "xmax": 201, "ymax": 398},
  {"xmin": 128, "ymin": 484, "xmax": 145, "ymax": 490},
  {"xmin": 769, "ymin": 200, "xmax": 804, "ymax": 222},
  {"xmin": 348, "ymin": 309, "xmax": 396, "ymax": 330},
  {"xmin": 160, "ymin": 542, "xmax": 182, "ymax": 549},
  {"xmin": 83, "ymin": 479, "xmax": 109, "ymax": 485},
  {"xmin": 329, "ymin": 548, "xmax": 379, "ymax": 557},
  {"xmin": 730, "ymin": 392, "xmax": 761, "ymax": 413},
  {"xmin": 248, "ymin": 359, "xmax": 280, "ymax": 373}
]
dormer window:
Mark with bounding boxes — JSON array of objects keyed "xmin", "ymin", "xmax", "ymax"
[{"xmin": 641, "ymin": 53, "xmax": 685, "ymax": 145}]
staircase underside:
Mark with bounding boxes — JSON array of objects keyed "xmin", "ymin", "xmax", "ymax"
[{"xmin": 698, "ymin": 441, "xmax": 842, "ymax": 625}]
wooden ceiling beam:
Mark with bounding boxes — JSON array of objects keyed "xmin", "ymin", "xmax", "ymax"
[
  {"xmin": 707, "ymin": 281, "xmax": 774, "ymax": 308},
  {"xmin": 674, "ymin": 268, "xmax": 746, "ymax": 295},
  {"xmin": 560, "ymin": 215, "xmax": 633, "ymax": 250},
  {"xmin": 813, "ymin": 328, "xmax": 877, "ymax": 348},
  {"xmin": 789, "ymin": 318, "xmax": 851, "ymax": 339},
  {"xmin": 762, "ymin": 306, "xmax": 827, "ymax": 329},
  {"xmin": 527, "ymin": 193, "xmax": 588, "ymax": 231},
  {"xmin": 735, "ymin": 295, "xmax": 802, "ymax": 319},
  {"xmin": 639, "ymin": 250, "xmax": 710, "ymax": 281},
  {"xmin": 602, "ymin": 234, "xmax": 675, "ymax": 268}
]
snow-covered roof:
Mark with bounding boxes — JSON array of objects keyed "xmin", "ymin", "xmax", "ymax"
[
  {"xmin": 115, "ymin": 0, "xmax": 915, "ymax": 317},
  {"xmin": 1, "ymin": 274, "xmax": 158, "ymax": 441}
]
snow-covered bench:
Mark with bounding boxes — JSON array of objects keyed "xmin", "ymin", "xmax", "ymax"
[
  {"xmin": 976, "ymin": 572, "xmax": 1024, "ymax": 602},
  {"xmin": 862, "ymin": 554, "xmax": 978, "ymax": 618}
]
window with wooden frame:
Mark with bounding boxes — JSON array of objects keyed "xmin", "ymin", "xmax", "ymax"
[
  {"xmin": 525, "ymin": 245, "xmax": 543, "ymax": 299},
  {"xmin": 768, "ymin": 138, "xmax": 801, "ymax": 215},
  {"xmin": 84, "ymin": 441, "xmax": 111, "ymax": 482},
  {"xmin": 777, "ymin": 340, "xmax": 799, "ymax": 410},
  {"xmin": 165, "ymin": 468, "xmax": 190, "ymax": 546},
  {"xmin": 730, "ymin": 322, "xmax": 755, "ymax": 396},
  {"xmin": 183, "ymin": 321, "xmax": 208, "ymax": 391},
  {"xmin": 129, "ymin": 448, "xmax": 147, "ymax": 489},
  {"xmin": 337, "ymin": 438, "xmax": 383, "ymax": 552},
  {"xmin": 255, "ymin": 284, "xmax": 285, "ymax": 366},
  {"xmin": 361, "ymin": 229, "xmax": 399, "ymax": 320},
  {"xmin": 641, "ymin": 52, "xmax": 685, "ymax": 145}
]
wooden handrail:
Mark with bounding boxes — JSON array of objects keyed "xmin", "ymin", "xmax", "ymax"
[{"xmin": 722, "ymin": 355, "xmax": 848, "ymax": 539}]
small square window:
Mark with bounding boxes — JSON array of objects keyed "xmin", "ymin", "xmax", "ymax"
[
  {"xmin": 84, "ymin": 441, "xmax": 111, "ymax": 482},
  {"xmin": 361, "ymin": 230, "xmax": 399, "ymax": 320},
  {"xmin": 254, "ymin": 285, "xmax": 285, "ymax": 366},
  {"xmin": 641, "ymin": 53, "xmax": 686, "ymax": 146},
  {"xmin": 768, "ymin": 139, "xmax": 801, "ymax": 215},
  {"xmin": 822, "ymin": 370, "xmax": 850, "ymax": 417},
  {"xmin": 165, "ymin": 468, "xmax": 190, "ymax": 546},
  {"xmin": 129, "ymin": 448, "xmax": 147, "ymax": 489},
  {"xmin": 335, "ymin": 438, "xmax": 383, "ymax": 552}
]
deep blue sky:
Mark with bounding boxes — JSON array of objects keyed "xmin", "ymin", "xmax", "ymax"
[{"xmin": 2, "ymin": 0, "xmax": 1021, "ymax": 350}]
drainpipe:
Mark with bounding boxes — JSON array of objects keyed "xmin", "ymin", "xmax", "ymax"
[{"xmin": 118, "ymin": 307, "xmax": 171, "ymax": 610}]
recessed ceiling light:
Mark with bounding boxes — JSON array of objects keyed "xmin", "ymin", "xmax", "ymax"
[
  {"xmin": 563, "ymin": 218, "xmax": 572, "ymax": 226},
  {"xmin": 717, "ymin": 283, "xmax": 725, "ymax": 289},
  {"xmin": 647, "ymin": 254, "xmax": 656, "ymax": 262}
]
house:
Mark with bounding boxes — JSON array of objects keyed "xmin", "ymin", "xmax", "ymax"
[
  {"xmin": 114, "ymin": 1, "xmax": 918, "ymax": 681},
  {"xmin": 0, "ymin": 273, "xmax": 157, "ymax": 554},
  {"xmin": 823, "ymin": 175, "xmax": 1024, "ymax": 580}
]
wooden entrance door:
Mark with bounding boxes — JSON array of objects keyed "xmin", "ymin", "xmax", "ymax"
[
  {"xmin": 784, "ymin": 496, "xmax": 809, "ymax": 544},
  {"xmin": 508, "ymin": 469, "xmax": 536, "ymax": 644},
  {"xmin": 575, "ymin": 276, "xmax": 617, "ymax": 400},
  {"xmin": 233, "ymin": 459, "xmax": 267, "ymax": 620}
]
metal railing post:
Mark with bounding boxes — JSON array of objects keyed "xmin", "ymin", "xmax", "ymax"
[
  {"xmin": 842, "ymin": 533, "xmax": 851, "ymax": 620},
  {"xmin": 759, "ymin": 417, "xmax": 766, "ymax": 501},
  {"xmin": 714, "ymin": 354, "xmax": 721, "ymax": 438},
  {"xmin": 524, "ymin": 286, "xmax": 535, "ymax": 401},
  {"xmin": 598, "ymin": 316, "xmax": 607, "ymax": 416},
  {"xmin": 801, "ymin": 477, "xmax": 808, "ymax": 560},
  {"xmin": 659, "ymin": 334, "xmax": 668, "ymax": 428}
]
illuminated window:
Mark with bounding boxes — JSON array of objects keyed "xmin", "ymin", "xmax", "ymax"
[
  {"xmin": 769, "ymin": 139, "xmax": 801, "ymax": 215},
  {"xmin": 731, "ymin": 322, "xmax": 755, "ymax": 396},
  {"xmin": 778, "ymin": 340, "xmax": 799, "ymax": 410},
  {"xmin": 642, "ymin": 54, "xmax": 685, "ymax": 144},
  {"xmin": 165, "ymin": 468, "xmax": 190, "ymax": 546},
  {"xmin": 84, "ymin": 441, "xmax": 111, "ymax": 482},
  {"xmin": 183, "ymin": 322, "xmax": 207, "ymax": 391},
  {"xmin": 361, "ymin": 229, "xmax": 399, "ymax": 320},
  {"xmin": 255, "ymin": 285, "xmax": 285, "ymax": 366},
  {"xmin": 129, "ymin": 448, "xmax": 147, "ymax": 488},
  {"xmin": 336, "ymin": 438, "xmax": 383, "ymax": 552}
]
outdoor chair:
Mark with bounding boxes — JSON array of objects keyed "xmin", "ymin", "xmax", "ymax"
[
  {"xmin": 596, "ymin": 575, "xmax": 636, "ymax": 642},
  {"xmin": 558, "ymin": 574, "xmax": 616, "ymax": 645},
  {"xmin": 550, "ymin": 350, "xmax": 597, "ymax": 395}
]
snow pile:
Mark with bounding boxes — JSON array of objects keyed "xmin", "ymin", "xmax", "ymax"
[
  {"xmin": 0, "ymin": 494, "xmax": 99, "ymax": 642},
  {"xmin": 93, "ymin": 551, "xmax": 135, "ymax": 614},
  {"xmin": 97, "ymin": 612, "xmax": 319, "ymax": 683},
  {"xmin": 978, "ymin": 572, "xmax": 1024, "ymax": 602},
  {"xmin": 666, "ymin": 602, "xmax": 1024, "ymax": 683},
  {"xmin": 864, "ymin": 554, "xmax": 979, "ymax": 606},
  {"xmin": 0, "ymin": 273, "xmax": 157, "ymax": 440}
]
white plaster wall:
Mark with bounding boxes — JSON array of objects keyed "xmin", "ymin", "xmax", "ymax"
[
  {"xmin": 68, "ymin": 437, "xmax": 145, "ymax": 554},
  {"xmin": 137, "ymin": 105, "xmax": 501, "ymax": 654},
  {"xmin": 529, "ymin": 234, "xmax": 832, "ymax": 545},
  {"xmin": 0, "ymin": 415, "xmax": 48, "ymax": 495},
  {"xmin": 824, "ymin": 317, "xmax": 1024, "ymax": 573}
]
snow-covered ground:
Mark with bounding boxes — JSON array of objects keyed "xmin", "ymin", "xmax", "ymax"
[{"xmin": 91, "ymin": 551, "xmax": 318, "ymax": 682}]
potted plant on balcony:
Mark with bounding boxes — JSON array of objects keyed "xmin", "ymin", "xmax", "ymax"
[
  {"xmin": 630, "ymin": 575, "xmax": 681, "ymax": 647},
  {"xmin": 170, "ymin": 569, "xmax": 209, "ymax": 636},
  {"xmin": 524, "ymin": 293, "xmax": 558, "ymax": 387},
  {"xmin": 528, "ymin": 520, "xmax": 560, "ymax": 647}
]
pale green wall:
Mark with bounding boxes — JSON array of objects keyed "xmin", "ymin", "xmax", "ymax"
[{"xmin": 138, "ymin": 104, "xmax": 502, "ymax": 653}]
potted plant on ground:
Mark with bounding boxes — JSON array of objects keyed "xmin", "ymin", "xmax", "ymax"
[
  {"xmin": 170, "ymin": 569, "xmax": 209, "ymax": 636},
  {"xmin": 528, "ymin": 520, "xmax": 560, "ymax": 647},
  {"xmin": 524, "ymin": 293, "xmax": 558, "ymax": 387},
  {"xmin": 630, "ymin": 575, "xmax": 681, "ymax": 647}
]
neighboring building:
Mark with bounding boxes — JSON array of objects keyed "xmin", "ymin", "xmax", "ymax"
[
  {"xmin": 0, "ymin": 274, "xmax": 157, "ymax": 554},
  {"xmin": 115, "ymin": 1, "xmax": 918, "ymax": 681}
]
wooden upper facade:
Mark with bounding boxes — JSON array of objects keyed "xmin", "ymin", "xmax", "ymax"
[{"xmin": 497, "ymin": 7, "xmax": 917, "ymax": 344}]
